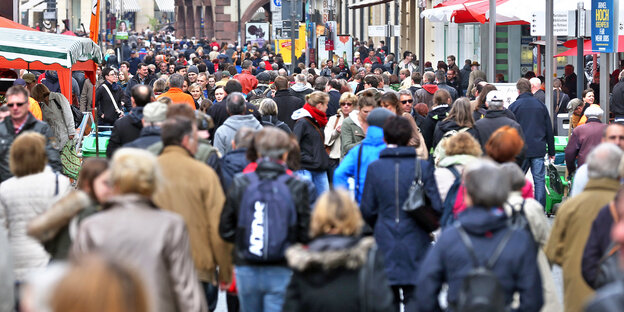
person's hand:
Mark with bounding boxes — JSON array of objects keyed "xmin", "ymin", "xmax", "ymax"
[
  {"xmin": 336, "ymin": 125, "xmax": 341, "ymax": 133},
  {"xmin": 549, "ymin": 155, "xmax": 555, "ymax": 163},
  {"xmin": 219, "ymin": 282, "xmax": 231, "ymax": 291}
]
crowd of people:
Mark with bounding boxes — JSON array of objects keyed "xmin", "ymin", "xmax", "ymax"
[{"xmin": 3, "ymin": 35, "xmax": 624, "ymax": 312}]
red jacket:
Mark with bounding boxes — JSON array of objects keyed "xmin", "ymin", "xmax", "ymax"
[{"xmin": 233, "ymin": 70, "xmax": 258, "ymax": 94}]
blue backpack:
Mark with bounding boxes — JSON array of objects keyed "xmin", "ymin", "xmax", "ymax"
[
  {"xmin": 440, "ymin": 166, "xmax": 462, "ymax": 228},
  {"xmin": 237, "ymin": 172, "xmax": 297, "ymax": 262}
]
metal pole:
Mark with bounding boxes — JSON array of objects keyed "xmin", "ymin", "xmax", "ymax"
[
  {"xmin": 237, "ymin": 0, "xmax": 241, "ymax": 45},
  {"xmin": 576, "ymin": 2, "xmax": 584, "ymax": 100},
  {"xmin": 305, "ymin": 0, "xmax": 310, "ymax": 67},
  {"xmin": 545, "ymin": 0, "xmax": 554, "ymax": 117},
  {"xmin": 394, "ymin": 0, "xmax": 399, "ymax": 57},
  {"xmin": 418, "ymin": 1, "xmax": 425, "ymax": 75},
  {"xmin": 290, "ymin": 0, "xmax": 296, "ymax": 74},
  {"xmin": 385, "ymin": 2, "xmax": 390, "ymax": 56},
  {"xmin": 600, "ymin": 53, "xmax": 610, "ymax": 123},
  {"xmin": 488, "ymin": 0, "xmax": 496, "ymax": 82}
]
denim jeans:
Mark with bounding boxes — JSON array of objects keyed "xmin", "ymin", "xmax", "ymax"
[
  {"xmin": 235, "ymin": 265, "xmax": 292, "ymax": 312},
  {"xmin": 297, "ymin": 169, "xmax": 329, "ymax": 198},
  {"xmin": 201, "ymin": 281, "xmax": 219, "ymax": 311},
  {"xmin": 522, "ymin": 157, "xmax": 546, "ymax": 207}
]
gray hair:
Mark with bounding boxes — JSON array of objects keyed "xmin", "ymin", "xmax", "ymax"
[
  {"xmin": 500, "ymin": 162, "xmax": 526, "ymax": 191},
  {"xmin": 587, "ymin": 143, "xmax": 623, "ymax": 180},
  {"xmin": 584, "ymin": 105, "xmax": 604, "ymax": 118},
  {"xmin": 296, "ymin": 74, "xmax": 307, "ymax": 83},
  {"xmin": 398, "ymin": 89, "xmax": 414, "ymax": 100},
  {"xmin": 464, "ymin": 159, "xmax": 510, "ymax": 207},
  {"xmin": 435, "ymin": 70, "xmax": 446, "ymax": 83},
  {"xmin": 259, "ymin": 98, "xmax": 278, "ymax": 116},
  {"xmin": 487, "ymin": 98, "xmax": 505, "ymax": 110},
  {"xmin": 225, "ymin": 92, "xmax": 246, "ymax": 115},
  {"xmin": 423, "ymin": 71, "xmax": 435, "ymax": 83},
  {"xmin": 169, "ymin": 73, "xmax": 184, "ymax": 89}
]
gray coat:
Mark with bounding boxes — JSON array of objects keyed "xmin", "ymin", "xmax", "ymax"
[
  {"xmin": 41, "ymin": 92, "xmax": 76, "ymax": 149},
  {"xmin": 73, "ymin": 194, "xmax": 207, "ymax": 312},
  {"xmin": 213, "ymin": 114, "xmax": 263, "ymax": 156},
  {"xmin": 0, "ymin": 228, "xmax": 13, "ymax": 312}
]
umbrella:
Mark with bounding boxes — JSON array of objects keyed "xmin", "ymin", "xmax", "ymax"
[
  {"xmin": 0, "ymin": 16, "xmax": 35, "ymax": 31},
  {"xmin": 422, "ymin": 0, "xmax": 528, "ymax": 25},
  {"xmin": 555, "ymin": 36, "xmax": 624, "ymax": 57}
]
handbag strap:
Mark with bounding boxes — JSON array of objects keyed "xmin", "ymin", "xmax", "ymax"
[
  {"xmin": 455, "ymin": 223, "xmax": 514, "ymax": 269},
  {"xmin": 54, "ymin": 172, "xmax": 59, "ymax": 196},
  {"xmin": 355, "ymin": 144, "xmax": 364, "ymax": 199},
  {"xmin": 102, "ymin": 84, "xmax": 122, "ymax": 114},
  {"xmin": 610, "ymin": 201, "xmax": 619, "ymax": 223}
]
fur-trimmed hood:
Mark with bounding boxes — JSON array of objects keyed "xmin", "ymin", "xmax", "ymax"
[
  {"xmin": 27, "ymin": 190, "xmax": 92, "ymax": 242},
  {"xmin": 286, "ymin": 236, "xmax": 375, "ymax": 272}
]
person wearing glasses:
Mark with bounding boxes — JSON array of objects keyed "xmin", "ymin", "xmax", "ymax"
[
  {"xmin": 324, "ymin": 92, "xmax": 357, "ymax": 183},
  {"xmin": 0, "ymin": 86, "xmax": 62, "ymax": 182}
]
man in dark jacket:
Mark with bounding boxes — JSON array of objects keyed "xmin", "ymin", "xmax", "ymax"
[
  {"xmin": 509, "ymin": 78, "xmax": 555, "ymax": 207},
  {"xmin": 610, "ymin": 70, "xmax": 624, "ymax": 122},
  {"xmin": 273, "ymin": 76, "xmax": 305, "ymax": 130},
  {"xmin": 105, "ymin": 84, "xmax": 151, "ymax": 158},
  {"xmin": 459, "ymin": 59, "xmax": 472, "ymax": 95},
  {"xmin": 326, "ymin": 79, "xmax": 341, "ymax": 117},
  {"xmin": 126, "ymin": 50, "xmax": 141, "ymax": 75},
  {"xmin": 0, "ymin": 87, "xmax": 62, "ymax": 182},
  {"xmin": 219, "ymin": 127, "xmax": 310, "ymax": 312},
  {"xmin": 435, "ymin": 70, "xmax": 458, "ymax": 102},
  {"xmin": 219, "ymin": 127, "xmax": 253, "ymax": 191},
  {"xmin": 95, "ymin": 67, "xmax": 130, "ymax": 126},
  {"xmin": 125, "ymin": 63, "xmax": 156, "ymax": 96},
  {"xmin": 408, "ymin": 72, "xmax": 422, "ymax": 96},
  {"xmin": 207, "ymin": 80, "xmax": 261, "ymax": 139},
  {"xmin": 421, "ymin": 89, "xmax": 452, "ymax": 151},
  {"xmin": 414, "ymin": 72, "xmax": 439, "ymax": 108},
  {"xmin": 123, "ymin": 101, "xmax": 166, "ymax": 149},
  {"xmin": 417, "ymin": 159, "xmax": 543, "ymax": 312},
  {"xmin": 474, "ymin": 90, "xmax": 525, "ymax": 152}
]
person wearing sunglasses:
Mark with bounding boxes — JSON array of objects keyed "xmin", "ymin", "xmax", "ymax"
[
  {"xmin": 0, "ymin": 86, "xmax": 62, "ymax": 182},
  {"xmin": 324, "ymin": 92, "xmax": 357, "ymax": 183}
]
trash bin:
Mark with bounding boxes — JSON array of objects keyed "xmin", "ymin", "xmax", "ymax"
[
  {"xmin": 81, "ymin": 131, "xmax": 111, "ymax": 158},
  {"xmin": 557, "ymin": 113, "xmax": 569, "ymax": 136}
]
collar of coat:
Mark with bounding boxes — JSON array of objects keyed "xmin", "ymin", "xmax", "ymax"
[
  {"xmin": 285, "ymin": 236, "xmax": 375, "ymax": 272},
  {"xmin": 584, "ymin": 178, "xmax": 621, "ymax": 192},
  {"xmin": 161, "ymin": 145, "xmax": 194, "ymax": 158},
  {"xmin": 103, "ymin": 194, "xmax": 157, "ymax": 210}
]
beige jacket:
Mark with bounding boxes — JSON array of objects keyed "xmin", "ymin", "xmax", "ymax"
[
  {"xmin": 324, "ymin": 109, "xmax": 347, "ymax": 160},
  {"xmin": 73, "ymin": 194, "xmax": 207, "ymax": 312},
  {"xmin": 153, "ymin": 145, "xmax": 232, "ymax": 284}
]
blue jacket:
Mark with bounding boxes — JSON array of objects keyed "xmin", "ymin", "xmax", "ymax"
[
  {"xmin": 416, "ymin": 207, "xmax": 543, "ymax": 312},
  {"xmin": 509, "ymin": 92, "xmax": 555, "ymax": 158},
  {"xmin": 333, "ymin": 126, "xmax": 386, "ymax": 203},
  {"xmin": 360, "ymin": 146, "xmax": 443, "ymax": 286}
]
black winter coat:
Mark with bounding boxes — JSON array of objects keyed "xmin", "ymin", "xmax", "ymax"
[
  {"xmin": 261, "ymin": 115, "xmax": 292, "ymax": 133},
  {"xmin": 283, "ymin": 235, "xmax": 394, "ymax": 312},
  {"xmin": 417, "ymin": 207, "xmax": 543, "ymax": 312},
  {"xmin": 421, "ymin": 105, "xmax": 451, "ymax": 151},
  {"xmin": 473, "ymin": 109, "xmax": 525, "ymax": 153},
  {"xmin": 611, "ymin": 80, "xmax": 624, "ymax": 116},
  {"xmin": 95, "ymin": 81, "xmax": 130, "ymax": 125},
  {"xmin": 293, "ymin": 116, "xmax": 329, "ymax": 171},
  {"xmin": 360, "ymin": 147, "xmax": 443, "ymax": 286},
  {"xmin": 582, "ymin": 203, "xmax": 616, "ymax": 289},
  {"xmin": 123, "ymin": 126, "xmax": 161, "ymax": 150},
  {"xmin": 432, "ymin": 119, "xmax": 477, "ymax": 149},
  {"xmin": 219, "ymin": 160, "xmax": 310, "ymax": 266},
  {"xmin": 274, "ymin": 90, "xmax": 305, "ymax": 130},
  {"xmin": 509, "ymin": 92, "xmax": 555, "ymax": 158},
  {"xmin": 327, "ymin": 89, "xmax": 341, "ymax": 117},
  {"xmin": 106, "ymin": 108, "xmax": 143, "ymax": 158},
  {"xmin": 219, "ymin": 148, "xmax": 249, "ymax": 191}
]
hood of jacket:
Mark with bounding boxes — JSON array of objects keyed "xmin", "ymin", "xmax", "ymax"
[
  {"xmin": 428, "ymin": 105, "xmax": 450, "ymax": 121},
  {"xmin": 484, "ymin": 109, "xmax": 509, "ymax": 119},
  {"xmin": 291, "ymin": 107, "xmax": 312, "ymax": 120},
  {"xmin": 290, "ymin": 83, "xmax": 312, "ymax": 92},
  {"xmin": 222, "ymin": 148, "xmax": 249, "ymax": 175},
  {"xmin": 422, "ymin": 84, "xmax": 439, "ymax": 95},
  {"xmin": 139, "ymin": 125, "xmax": 161, "ymax": 137},
  {"xmin": 437, "ymin": 154, "xmax": 478, "ymax": 168},
  {"xmin": 362, "ymin": 125, "xmax": 385, "ymax": 146},
  {"xmin": 223, "ymin": 114, "xmax": 261, "ymax": 128},
  {"xmin": 286, "ymin": 236, "xmax": 375, "ymax": 272},
  {"xmin": 348, "ymin": 110, "xmax": 362, "ymax": 129},
  {"xmin": 45, "ymin": 70, "xmax": 59, "ymax": 83},
  {"xmin": 457, "ymin": 206, "xmax": 508, "ymax": 236},
  {"xmin": 437, "ymin": 119, "xmax": 463, "ymax": 134},
  {"xmin": 128, "ymin": 106, "xmax": 144, "ymax": 125}
]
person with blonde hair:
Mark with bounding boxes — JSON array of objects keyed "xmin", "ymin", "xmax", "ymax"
[
  {"xmin": 291, "ymin": 91, "xmax": 331, "ymax": 197},
  {"xmin": 73, "ymin": 148, "xmax": 207, "ymax": 312},
  {"xmin": 434, "ymin": 132, "xmax": 481, "ymax": 208},
  {"xmin": 51, "ymin": 254, "xmax": 148, "ymax": 312},
  {"xmin": 282, "ymin": 189, "xmax": 394, "ymax": 311},
  {"xmin": 0, "ymin": 132, "xmax": 71, "ymax": 281}
]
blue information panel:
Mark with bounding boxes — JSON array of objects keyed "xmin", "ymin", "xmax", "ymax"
[{"xmin": 591, "ymin": 0, "xmax": 616, "ymax": 53}]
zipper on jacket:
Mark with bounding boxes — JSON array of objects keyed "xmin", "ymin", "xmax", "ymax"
[{"xmin": 395, "ymin": 162, "xmax": 400, "ymax": 224}]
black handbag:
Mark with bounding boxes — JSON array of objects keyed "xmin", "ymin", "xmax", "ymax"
[{"xmin": 402, "ymin": 155, "xmax": 440, "ymax": 232}]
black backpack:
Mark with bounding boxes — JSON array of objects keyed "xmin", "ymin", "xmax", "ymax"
[
  {"xmin": 455, "ymin": 223, "xmax": 514, "ymax": 312},
  {"xmin": 507, "ymin": 200, "xmax": 532, "ymax": 237}
]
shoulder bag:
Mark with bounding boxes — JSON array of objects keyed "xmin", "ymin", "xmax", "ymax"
[{"xmin": 402, "ymin": 155, "xmax": 440, "ymax": 232}]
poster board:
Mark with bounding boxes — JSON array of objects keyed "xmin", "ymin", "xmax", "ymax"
[
  {"xmin": 491, "ymin": 83, "xmax": 519, "ymax": 108},
  {"xmin": 274, "ymin": 23, "xmax": 306, "ymax": 64},
  {"xmin": 246, "ymin": 23, "xmax": 269, "ymax": 47},
  {"xmin": 317, "ymin": 35, "xmax": 353, "ymax": 65}
]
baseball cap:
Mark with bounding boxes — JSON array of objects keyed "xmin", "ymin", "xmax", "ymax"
[
  {"xmin": 22, "ymin": 73, "xmax": 36, "ymax": 84},
  {"xmin": 13, "ymin": 79, "xmax": 26, "ymax": 87},
  {"xmin": 143, "ymin": 102, "xmax": 168, "ymax": 123},
  {"xmin": 485, "ymin": 90, "xmax": 505, "ymax": 103}
]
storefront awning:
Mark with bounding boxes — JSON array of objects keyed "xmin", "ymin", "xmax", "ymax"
[
  {"xmin": 20, "ymin": 0, "xmax": 45, "ymax": 11},
  {"xmin": 555, "ymin": 36, "xmax": 624, "ymax": 57},
  {"xmin": 111, "ymin": 0, "xmax": 141, "ymax": 13},
  {"xmin": 348, "ymin": 0, "xmax": 393, "ymax": 10},
  {"xmin": 155, "ymin": 0, "xmax": 175, "ymax": 12}
]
